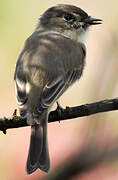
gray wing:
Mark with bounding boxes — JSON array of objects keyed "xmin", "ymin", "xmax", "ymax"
[
  {"xmin": 14, "ymin": 56, "xmax": 29, "ymax": 117},
  {"xmin": 14, "ymin": 75, "xmax": 27, "ymax": 104},
  {"xmin": 34, "ymin": 68, "xmax": 81, "ymax": 115}
]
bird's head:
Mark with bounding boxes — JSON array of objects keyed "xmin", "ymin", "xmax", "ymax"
[{"xmin": 37, "ymin": 4, "xmax": 102, "ymax": 42}]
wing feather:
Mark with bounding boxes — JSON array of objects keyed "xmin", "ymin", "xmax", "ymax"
[{"xmin": 35, "ymin": 69, "xmax": 81, "ymax": 115}]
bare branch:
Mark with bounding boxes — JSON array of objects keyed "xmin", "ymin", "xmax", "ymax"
[{"xmin": 0, "ymin": 98, "xmax": 118, "ymax": 134}]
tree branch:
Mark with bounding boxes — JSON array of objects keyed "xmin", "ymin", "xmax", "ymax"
[{"xmin": 0, "ymin": 98, "xmax": 118, "ymax": 134}]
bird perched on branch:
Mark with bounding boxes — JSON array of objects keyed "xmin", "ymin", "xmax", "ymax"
[{"xmin": 14, "ymin": 4, "xmax": 102, "ymax": 174}]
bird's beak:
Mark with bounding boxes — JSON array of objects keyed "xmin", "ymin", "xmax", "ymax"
[{"xmin": 84, "ymin": 16, "xmax": 102, "ymax": 25}]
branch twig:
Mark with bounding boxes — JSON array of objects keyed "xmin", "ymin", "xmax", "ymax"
[{"xmin": 0, "ymin": 98, "xmax": 118, "ymax": 134}]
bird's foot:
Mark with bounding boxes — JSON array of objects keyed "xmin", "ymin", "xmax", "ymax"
[{"xmin": 56, "ymin": 102, "xmax": 64, "ymax": 123}]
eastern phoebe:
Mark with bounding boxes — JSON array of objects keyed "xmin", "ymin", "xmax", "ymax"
[{"xmin": 14, "ymin": 4, "xmax": 102, "ymax": 174}]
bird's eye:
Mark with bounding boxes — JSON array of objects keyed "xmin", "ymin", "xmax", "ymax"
[{"xmin": 63, "ymin": 13, "xmax": 75, "ymax": 22}]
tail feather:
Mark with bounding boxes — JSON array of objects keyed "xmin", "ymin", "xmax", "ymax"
[
  {"xmin": 38, "ymin": 120, "xmax": 50, "ymax": 172},
  {"xmin": 26, "ymin": 114, "xmax": 50, "ymax": 174}
]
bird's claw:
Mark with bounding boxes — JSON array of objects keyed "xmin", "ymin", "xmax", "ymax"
[{"xmin": 56, "ymin": 102, "xmax": 64, "ymax": 123}]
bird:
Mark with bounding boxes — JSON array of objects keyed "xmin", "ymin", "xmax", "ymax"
[{"xmin": 14, "ymin": 4, "xmax": 102, "ymax": 175}]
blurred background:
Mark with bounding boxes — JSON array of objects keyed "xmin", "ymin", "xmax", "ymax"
[{"xmin": 0, "ymin": 0, "xmax": 118, "ymax": 179}]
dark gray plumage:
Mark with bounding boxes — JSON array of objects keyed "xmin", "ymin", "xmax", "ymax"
[{"xmin": 14, "ymin": 4, "xmax": 102, "ymax": 174}]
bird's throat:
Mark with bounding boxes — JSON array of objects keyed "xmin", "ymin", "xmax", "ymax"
[{"xmin": 62, "ymin": 28, "xmax": 89, "ymax": 43}]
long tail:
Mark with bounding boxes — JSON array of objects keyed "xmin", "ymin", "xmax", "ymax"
[{"xmin": 26, "ymin": 113, "xmax": 50, "ymax": 174}]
